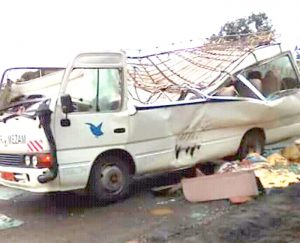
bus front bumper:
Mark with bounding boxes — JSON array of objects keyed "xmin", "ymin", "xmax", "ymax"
[{"xmin": 0, "ymin": 166, "xmax": 60, "ymax": 192}]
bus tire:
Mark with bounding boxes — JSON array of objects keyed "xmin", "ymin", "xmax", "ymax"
[{"xmin": 89, "ymin": 155, "xmax": 131, "ymax": 204}]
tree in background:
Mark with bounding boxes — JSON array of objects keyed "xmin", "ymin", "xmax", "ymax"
[{"xmin": 212, "ymin": 12, "xmax": 274, "ymax": 41}]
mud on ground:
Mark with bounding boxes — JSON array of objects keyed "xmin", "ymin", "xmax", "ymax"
[{"xmin": 142, "ymin": 183, "xmax": 300, "ymax": 243}]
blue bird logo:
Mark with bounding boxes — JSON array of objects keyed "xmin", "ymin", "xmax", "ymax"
[{"xmin": 85, "ymin": 122, "xmax": 104, "ymax": 138}]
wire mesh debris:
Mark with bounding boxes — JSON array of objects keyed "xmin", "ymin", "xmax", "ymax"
[{"xmin": 127, "ymin": 32, "xmax": 276, "ymax": 104}]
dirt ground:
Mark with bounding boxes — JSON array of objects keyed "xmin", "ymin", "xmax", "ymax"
[
  {"xmin": 0, "ymin": 173, "xmax": 300, "ymax": 243},
  {"xmin": 1, "ymin": 138, "xmax": 300, "ymax": 242},
  {"xmin": 142, "ymin": 185, "xmax": 300, "ymax": 243}
]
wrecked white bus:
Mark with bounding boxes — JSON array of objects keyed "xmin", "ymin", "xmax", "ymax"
[{"xmin": 0, "ymin": 37, "xmax": 299, "ymax": 203}]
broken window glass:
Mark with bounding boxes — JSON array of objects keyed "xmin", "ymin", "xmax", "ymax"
[
  {"xmin": 243, "ymin": 55, "xmax": 299, "ymax": 98},
  {"xmin": 65, "ymin": 68, "xmax": 122, "ymax": 112}
]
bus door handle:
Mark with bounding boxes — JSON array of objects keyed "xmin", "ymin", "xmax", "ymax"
[{"xmin": 114, "ymin": 128, "xmax": 126, "ymax": 133}]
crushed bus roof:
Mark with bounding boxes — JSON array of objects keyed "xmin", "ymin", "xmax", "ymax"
[{"xmin": 127, "ymin": 33, "xmax": 282, "ymax": 104}]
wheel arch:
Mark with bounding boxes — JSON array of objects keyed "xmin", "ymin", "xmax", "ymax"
[
  {"xmin": 241, "ymin": 127, "xmax": 266, "ymax": 141},
  {"xmin": 87, "ymin": 148, "xmax": 135, "ymax": 203},
  {"xmin": 91, "ymin": 148, "xmax": 136, "ymax": 175},
  {"xmin": 237, "ymin": 127, "xmax": 266, "ymax": 159}
]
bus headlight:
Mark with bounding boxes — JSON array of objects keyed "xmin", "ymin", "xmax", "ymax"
[
  {"xmin": 32, "ymin": 155, "xmax": 38, "ymax": 168},
  {"xmin": 25, "ymin": 156, "xmax": 31, "ymax": 166}
]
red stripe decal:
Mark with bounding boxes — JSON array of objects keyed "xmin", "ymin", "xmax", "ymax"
[
  {"xmin": 34, "ymin": 140, "xmax": 43, "ymax": 150},
  {"xmin": 27, "ymin": 143, "xmax": 34, "ymax": 152},
  {"xmin": 29, "ymin": 141, "xmax": 39, "ymax": 152}
]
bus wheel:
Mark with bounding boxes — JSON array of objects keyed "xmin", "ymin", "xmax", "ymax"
[
  {"xmin": 89, "ymin": 155, "xmax": 131, "ymax": 204},
  {"xmin": 238, "ymin": 130, "xmax": 265, "ymax": 160}
]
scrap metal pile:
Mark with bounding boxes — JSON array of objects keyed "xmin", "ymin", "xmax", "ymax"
[{"xmin": 127, "ymin": 32, "xmax": 275, "ymax": 104}]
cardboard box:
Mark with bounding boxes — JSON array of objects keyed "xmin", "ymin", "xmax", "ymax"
[{"xmin": 182, "ymin": 171, "xmax": 258, "ymax": 203}]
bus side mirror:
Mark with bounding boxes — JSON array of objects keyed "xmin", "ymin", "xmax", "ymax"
[{"xmin": 61, "ymin": 94, "xmax": 74, "ymax": 114}]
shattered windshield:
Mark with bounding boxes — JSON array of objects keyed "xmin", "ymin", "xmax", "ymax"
[{"xmin": 0, "ymin": 68, "xmax": 65, "ymax": 113}]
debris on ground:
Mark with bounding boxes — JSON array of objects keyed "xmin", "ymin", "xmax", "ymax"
[
  {"xmin": 150, "ymin": 138, "xmax": 300, "ymax": 205},
  {"xmin": 150, "ymin": 207, "xmax": 174, "ymax": 216},
  {"xmin": 244, "ymin": 153, "xmax": 268, "ymax": 164},
  {"xmin": 0, "ymin": 187, "xmax": 24, "ymax": 200},
  {"xmin": 182, "ymin": 171, "xmax": 258, "ymax": 203},
  {"xmin": 254, "ymin": 168, "xmax": 300, "ymax": 188},
  {"xmin": 0, "ymin": 214, "xmax": 23, "ymax": 230},
  {"xmin": 215, "ymin": 137, "xmax": 300, "ymax": 189},
  {"xmin": 280, "ymin": 140, "xmax": 300, "ymax": 162},
  {"xmin": 156, "ymin": 198, "xmax": 176, "ymax": 205},
  {"xmin": 266, "ymin": 153, "xmax": 288, "ymax": 166},
  {"xmin": 216, "ymin": 153, "xmax": 300, "ymax": 189},
  {"xmin": 229, "ymin": 196, "xmax": 253, "ymax": 204},
  {"xmin": 151, "ymin": 183, "xmax": 182, "ymax": 197},
  {"xmin": 125, "ymin": 240, "xmax": 140, "ymax": 243}
]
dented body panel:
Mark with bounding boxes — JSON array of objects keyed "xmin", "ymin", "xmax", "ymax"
[{"xmin": 0, "ymin": 40, "xmax": 300, "ymax": 194}]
